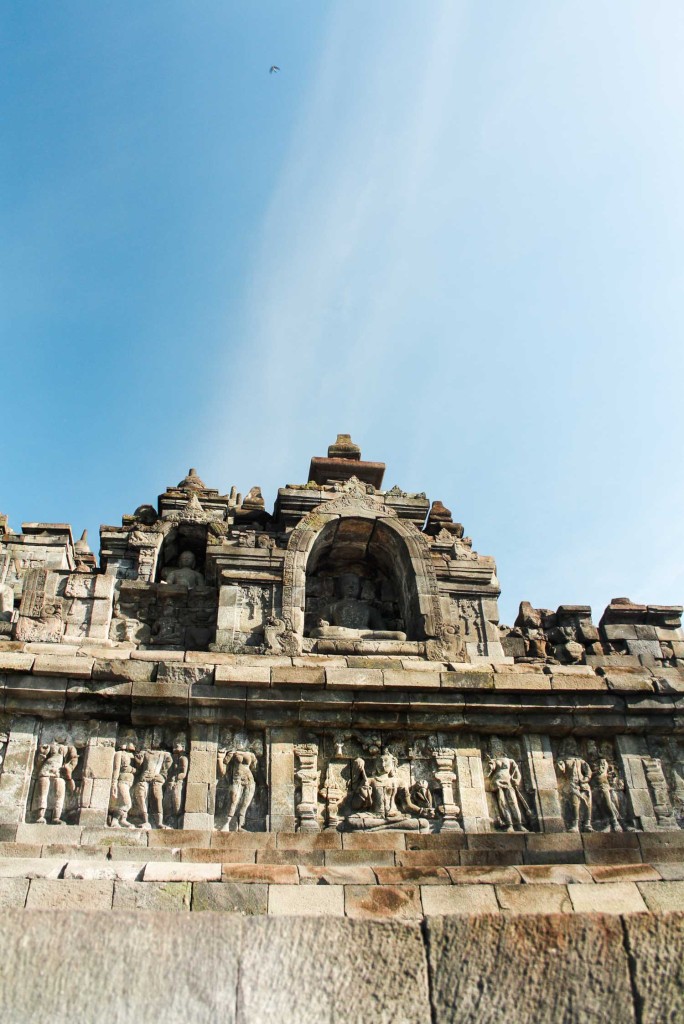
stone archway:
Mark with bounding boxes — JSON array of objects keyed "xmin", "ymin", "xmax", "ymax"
[{"xmin": 282, "ymin": 495, "xmax": 444, "ymax": 641}]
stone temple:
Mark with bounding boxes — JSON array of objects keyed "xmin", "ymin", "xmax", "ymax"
[{"xmin": 0, "ymin": 435, "xmax": 682, "ymax": 1023}]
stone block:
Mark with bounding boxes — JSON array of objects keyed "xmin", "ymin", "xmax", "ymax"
[
  {"xmin": 568, "ymin": 881, "xmax": 648, "ymax": 914},
  {"xmin": 496, "ymin": 883, "xmax": 572, "ymax": 914},
  {"xmin": 404, "ymin": 833, "xmax": 467, "ymax": 850},
  {"xmin": 653, "ymin": 862, "xmax": 684, "ymax": 880},
  {"xmin": 624, "ymin": 913, "xmax": 684, "ymax": 1024},
  {"xmin": 637, "ymin": 880, "xmax": 684, "ymax": 911},
  {"xmin": 92, "ymin": 658, "xmax": 155, "ymax": 682},
  {"xmin": 271, "ymin": 666, "xmax": 325, "ymax": 687},
  {"xmin": 0, "ymin": 857, "xmax": 64, "ymax": 878},
  {"xmin": 148, "ymin": 828, "xmax": 211, "ymax": 848},
  {"xmin": 214, "ymin": 664, "xmax": 270, "ymax": 687},
  {"xmin": 80, "ymin": 826, "xmax": 147, "ymax": 847},
  {"xmin": 374, "ymin": 866, "xmax": 450, "ymax": 885},
  {"xmin": 325, "ymin": 850, "xmax": 396, "ymax": 867},
  {"xmin": 239, "ymin": 917, "xmax": 431, "ymax": 1022},
  {"xmin": 257, "ymin": 849, "xmax": 325, "ymax": 866},
  {"xmin": 517, "ymin": 864, "xmax": 593, "ymax": 885},
  {"xmin": 112, "ymin": 880, "xmax": 191, "ymax": 910},
  {"xmin": 275, "ymin": 830, "xmax": 342, "ymax": 850},
  {"xmin": 342, "ymin": 831, "xmax": 406, "ymax": 850},
  {"xmin": 345, "ymin": 884, "xmax": 422, "ymax": 919},
  {"xmin": 192, "ymin": 881, "xmax": 268, "ymax": 914},
  {"xmin": 0, "ymin": 877, "xmax": 29, "ymax": 907},
  {"xmin": 16, "ymin": 823, "xmax": 80, "ymax": 845},
  {"xmin": 109, "ymin": 846, "xmax": 179, "ymax": 862},
  {"xmin": 421, "ymin": 883, "xmax": 499, "ymax": 915},
  {"xmin": 157, "ymin": 663, "xmax": 214, "ymax": 686},
  {"xmin": 0, "ymin": 652, "xmax": 34, "ymax": 672},
  {"xmin": 446, "ymin": 865, "xmax": 520, "ymax": 885},
  {"xmin": 638, "ymin": 831, "xmax": 684, "ymax": 862},
  {"xmin": 33, "ymin": 655, "xmax": 93, "ymax": 678},
  {"xmin": 210, "ymin": 831, "xmax": 276, "ymax": 850},
  {"xmin": 222, "ymin": 864, "xmax": 298, "ymax": 884},
  {"xmin": 0, "ymin": 909, "xmax": 241, "ymax": 1023},
  {"xmin": 131, "ymin": 649, "xmax": 184, "ymax": 662},
  {"xmin": 383, "ymin": 669, "xmax": 440, "ymax": 689},
  {"xmin": 267, "ymin": 884, "xmax": 344, "ymax": 916},
  {"xmin": 64, "ymin": 860, "xmax": 142, "ymax": 881},
  {"xmin": 396, "ymin": 851, "xmax": 458, "ymax": 867},
  {"xmin": 143, "ymin": 862, "xmax": 221, "ymax": 882},
  {"xmin": 427, "ymin": 913, "xmax": 634, "ymax": 1023},
  {"xmin": 493, "ymin": 671, "xmax": 551, "ymax": 690},
  {"xmin": 26, "ymin": 878, "xmax": 114, "ymax": 909},
  {"xmin": 441, "ymin": 666, "xmax": 495, "ymax": 689},
  {"xmin": 524, "ymin": 832, "xmax": 585, "ymax": 864},
  {"xmin": 601, "ymin": 668, "xmax": 654, "ymax": 692},
  {"xmin": 325, "ymin": 667, "xmax": 383, "ymax": 689},
  {"xmin": 0, "ymin": 841, "xmax": 39, "ymax": 858},
  {"xmin": 589, "ymin": 863, "xmax": 660, "ymax": 883},
  {"xmin": 582, "ymin": 832, "xmax": 642, "ymax": 864},
  {"xmin": 298, "ymin": 865, "xmax": 377, "ymax": 885}
]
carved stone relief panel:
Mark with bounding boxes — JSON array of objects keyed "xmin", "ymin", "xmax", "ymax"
[
  {"xmin": 646, "ymin": 738, "xmax": 684, "ymax": 829},
  {"xmin": 214, "ymin": 583, "xmax": 276, "ymax": 652},
  {"xmin": 109, "ymin": 580, "xmax": 217, "ymax": 650},
  {"xmin": 15, "ymin": 568, "xmax": 66, "ymax": 644},
  {"xmin": 553, "ymin": 738, "xmax": 628, "ymax": 833},
  {"xmin": 483, "ymin": 736, "xmax": 538, "ymax": 833},
  {"xmin": 107, "ymin": 727, "xmax": 188, "ymax": 830},
  {"xmin": 311, "ymin": 732, "xmax": 457, "ymax": 833},
  {"xmin": 215, "ymin": 729, "xmax": 267, "ymax": 832},
  {"xmin": 26, "ymin": 721, "xmax": 88, "ymax": 825}
]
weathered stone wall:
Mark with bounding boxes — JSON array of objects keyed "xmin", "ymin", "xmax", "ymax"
[{"xmin": 1, "ymin": 911, "xmax": 682, "ymax": 1024}]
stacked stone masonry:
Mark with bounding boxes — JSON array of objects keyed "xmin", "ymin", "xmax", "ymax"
[{"xmin": 2, "ymin": 437, "xmax": 684, "ymax": 1019}]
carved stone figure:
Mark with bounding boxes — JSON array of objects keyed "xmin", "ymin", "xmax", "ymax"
[
  {"xmin": 557, "ymin": 757, "xmax": 594, "ymax": 832},
  {"xmin": 33, "ymin": 737, "xmax": 78, "ymax": 824},
  {"xmin": 164, "ymin": 550, "xmax": 205, "ymax": 588},
  {"xmin": 311, "ymin": 573, "xmax": 406, "ymax": 641},
  {"xmin": 344, "ymin": 753, "xmax": 431, "ymax": 831},
  {"xmin": 592, "ymin": 757, "xmax": 623, "ymax": 832},
  {"xmin": 263, "ymin": 616, "xmax": 300, "ymax": 656},
  {"xmin": 486, "ymin": 755, "xmax": 530, "ymax": 833},
  {"xmin": 217, "ymin": 749, "xmax": 258, "ymax": 832},
  {"xmin": 109, "ymin": 741, "xmax": 138, "ymax": 828},
  {"xmin": 410, "ymin": 780, "xmax": 437, "ymax": 820},
  {"xmin": 164, "ymin": 740, "xmax": 189, "ymax": 829},
  {"xmin": 131, "ymin": 748, "xmax": 173, "ymax": 829}
]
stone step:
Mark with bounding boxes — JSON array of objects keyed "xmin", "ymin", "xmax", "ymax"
[{"xmin": 1, "ymin": 868, "xmax": 684, "ymax": 917}]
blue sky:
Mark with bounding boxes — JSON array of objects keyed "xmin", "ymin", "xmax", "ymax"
[{"xmin": 2, "ymin": 1, "xmax": 684, "ymax": 624}]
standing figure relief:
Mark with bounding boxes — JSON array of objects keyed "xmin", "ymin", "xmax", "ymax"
[
  {"xmin": 217, "ymin": 749, "xmax": 258, "ymax": 832},
  {"xmin": 33, "ymin": 736, "xmax": 79, "ymax": 825}
]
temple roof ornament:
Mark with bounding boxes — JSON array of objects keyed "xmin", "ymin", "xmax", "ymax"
[{"xmin": 177, "ymin": 468, "xmax": 206, "ymax": 491}]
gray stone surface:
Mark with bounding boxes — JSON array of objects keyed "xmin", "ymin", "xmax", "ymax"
[
  {"xmin": 238, "ymin": 917, "xmax": 431, "ymax": 1023},
  {"xmin": 426, "ymin": 913, "xmax": 636, "ymax": 1024},
  {"xmin": 192, "ymin": 880, "xmax": 268, "ymax": 914},
  {"xmin": 624, "ymin": 912, "xmax": 684, "ymax": 1024},
  {"xmin": 0, "ymin": 910, "xmax": 241, "ymax": 1024}
]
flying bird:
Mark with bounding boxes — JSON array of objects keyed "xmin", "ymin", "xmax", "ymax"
[{"xmin": 269, "ymin": 65, "xmax": 280, "ymax": 74}]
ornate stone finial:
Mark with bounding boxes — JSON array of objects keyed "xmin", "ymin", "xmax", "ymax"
[
  {"xmin": 74, "ymin": 529, "xmax": 91, "ymax": 554},
  {"xmin": 177, "ymin": 468, "xmax": 206, "ymax": 491},
  {"xmin": 171, "ymin": 492, "xmax": 211, "ymax": 523},
  {"xmin": 327, "ymin": 434, "xmax": 361, "ymax": 461}
]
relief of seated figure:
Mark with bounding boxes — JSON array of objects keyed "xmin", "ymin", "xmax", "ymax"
[
  {"xmin": 343, "ymin": 753, "xmax": 431, "ymax": 832},
  {"xmin": 163, "ymin": 550, "xmax": 205, "ymax": 588},
  {"xmin": 310, "ymin": 572, "xmax": 406, "ymax": 640}
]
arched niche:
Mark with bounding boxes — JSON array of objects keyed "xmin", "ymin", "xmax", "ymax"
[
  {"xmin": 156, "ymin": 522, "xmax": 209, "ymax": 584},
  {"xmin": 282, "ymin": 499, "xmax": 443, "ymax": 641}
]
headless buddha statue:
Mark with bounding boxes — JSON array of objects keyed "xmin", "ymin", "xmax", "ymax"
[{"xmin": 311, "ymin": 572, "xmax": 406, "ymax": 641}]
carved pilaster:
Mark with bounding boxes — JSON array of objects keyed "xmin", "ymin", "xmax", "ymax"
[
  {"xmin": 294, "ymin": 741, "xmax": 320, "ymax": 832},
  {"xmin": 523, "ymin": 735, "xmax": 564, "ymax": 832},
  {"xmin": 430, "ymin": 746, "xmax": 462, "ymax": 831},
  {"xmin": 77, "ymin": 721, "xmax": 117, "ymax": 826},
  {"xmin": 452, "ymin": 738, "xmax": 490, "ymax": 832},
  {"xmin": 0, "ymin": 717, "xmax": 38, "ymax": 824},
  {"xmin": 182, "ymin": 724, "xmax": 218, "ymax": 831}
]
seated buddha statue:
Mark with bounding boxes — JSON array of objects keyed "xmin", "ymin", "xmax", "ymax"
[
  {"xmin": 344, "ymin": 753, "xmax": 431, "ymax": 832},
  {"xmin": 163, "ymin": 550, "xmax": 205, "ymax": 589},
  {"xmin": 310, "ymin": 572, "xmax": 406, "ymax": 640}
]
